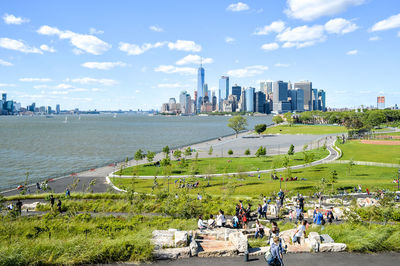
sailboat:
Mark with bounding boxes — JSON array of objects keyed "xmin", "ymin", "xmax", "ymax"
[
  {"xmin": 113, "ymin": 113, "xmax": 117, "ymax": 118},
  {"xmin": 63, "ymin": 116, "xmax": 68, "ymax": 123}
]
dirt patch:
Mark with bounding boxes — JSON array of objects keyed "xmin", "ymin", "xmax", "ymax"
[{"xmin": 360, "ymin": 140, "xmax": 400, "ymax": 145}]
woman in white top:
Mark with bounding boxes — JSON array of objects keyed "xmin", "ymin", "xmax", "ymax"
[
  {"xmin": 216, "ymin": 209, "xmax": 226, "ymax": 227},
  {"xmin": 198, "ymin": 215, "xmax": 207, "ymax": 230},
  {"xmin": 208, "ymin": 214, "xmax": 216, "ymax": 228},
  {"xmin": 292, "ymin": 220, "xmax": 307, "ymax": 244},
  {"xmin": 255, "ymin": 219, "xmax": 265, "ymax": 238}
]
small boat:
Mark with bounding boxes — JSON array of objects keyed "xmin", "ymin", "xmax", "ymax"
[
  {"xmin": 113, "ymin": 113, "xmax": 117, "ymax": 118},
  {"xmin": 63, "ymin": 116, "xmax": 68, "ymax": 123}
]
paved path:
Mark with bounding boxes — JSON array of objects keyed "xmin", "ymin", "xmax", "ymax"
[{"xmin": 150, "ymin": 253, "xmax": 400, "ymax": 266}]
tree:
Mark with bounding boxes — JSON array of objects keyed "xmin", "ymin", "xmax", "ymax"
[
  {"xmin": 283, "ymin": 112, "xmax": 294, "ymax": 126},
  {"xmin": 162, "ymin": 146, "xmax": 170, "ymax": 158},
  {"xmin": 228, "ymin": 149, "xmax": 233, "ymax": 156},
  {"xmin": 254, "ymin": 124, "xmax": 267, "ymax": 135},
  {"xmin": 134, "ymin": 149, "xmax": 145, "ymax": 164},
  {"xmin": 272, "ymin": 115, "xmax": 284, "ymax": 124},
  {"xmin": 161, "ymin": 156, "xmax": 171, "ymax": 167},
  {"xmin": 228, "ymin": 115, "xmax": 248, "ymax": 138},
  {"xmin": 255, "ymin": 146, "xmax": 266, "ymax": 157},
  {"xmin": 330, "ymin": 170, "xmax": 338, "ymax": 194},
  {"xmin": 173, "ymin": 150, "xmax": 182, "ymax": 160},
  {"xmin": 244, "ymin": 148, "xmax": 251, "ymax": 155},
  {"xmin": 347, "ymin": 159, "xmax": 355, "ymax": 175},
  {"xmin": 184, "ymin": 147, "xmax": 192, "ymax": 157},
  {"xmin": 287, "ymin": 144, "xmax": 295, "ymax": 155},
  {"xmin": 208, "ymin": 146, "xmax": 213, "ymax": 156},
  {"xmin": 367, "ymin": 110, "xmax": 387, "ymax": 128},
  {"xmin": 146, "ymin": 151, "xmax": 155, "ymax": 163}
]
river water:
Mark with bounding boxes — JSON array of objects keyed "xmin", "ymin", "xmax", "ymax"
[{"xmin": 0, "ymin": 114, "xmax": 272, "ymax": 189}]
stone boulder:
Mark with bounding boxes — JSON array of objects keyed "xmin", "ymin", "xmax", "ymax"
[
  {"xmin": 279, "ymin": 229, "xmax": 296, "ymax": 244},
  {"xmin": 175, "ymin": 231, "xmax": 188, "ymax": 247},
  {"xmin": 229, "ymin": 231, "xmax": 248, "ymax": 253},
  {"xmin": 319, "ymin": 243, "xmax": 347, "ymax": 252},
  {"xmin": 152, "ymin": 230, "xmax": 175, "ymax": 249},
  {"xmin": 320, "ymin": 234, "xmax": 335, "ymax": 244},
  {"xmin": 189, "ymin": 240, "xmax": 199, "ymax": 256},
  {"xmin": 357, "ymin": 198, "xmax": 378, "ymax": 207},
  {"xmin": 153, "ymin": 247, "xmax": 191, "ymax": 260}
]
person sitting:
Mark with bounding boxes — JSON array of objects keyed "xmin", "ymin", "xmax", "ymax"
[
  {"xmin": 292, "ymin": 220, "xmax": 307, "ymax": 244},
  {"xmin": 216, "ymin": 210, "xmax": 226, "ymax": 227},
  {"xmin": 198, "ymin": 215, "xmax": 207, "ymax": 230},
  {"xmin": 269, "ymin": 221, "xmax": 280, "ymax": 246},
  {"xmin": 255, "ymin": 219, "xmax": 265, "ymax": 239},
  {"xmin": 208, "ymin": 214, "xmax": 216, "ymax": 228},
  {"xmin": 232, "ymin": 215, "xmax": 239, "ymax": 229}
]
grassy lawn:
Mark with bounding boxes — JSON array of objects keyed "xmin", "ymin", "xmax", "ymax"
[
  {"xmin": 112, "ymin": 164, "xmax": 399, "ymax": 197},
  {"xmin": 116, "ymin": 148, "xmax": 329, "ymax": 176},
  {"xmin": 338, "ymin": 140, "xmax": 400, "ymax": 164},
  {"xmin": 263, "ymin": 124, "xmax": 347, "ymax": 135},
  {"xmin": 375, "ymin": 132, "xmax": 400, "ymax": 136}
]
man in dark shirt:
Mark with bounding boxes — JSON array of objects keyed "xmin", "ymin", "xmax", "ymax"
[{"xmin": 16, "ymin": 200, "xmax": 23, "ymax": 216}]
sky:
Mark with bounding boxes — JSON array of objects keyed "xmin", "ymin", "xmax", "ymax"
[{"xmin": 0, "ymin": 0, "xmax": 399, "ymax": 110}]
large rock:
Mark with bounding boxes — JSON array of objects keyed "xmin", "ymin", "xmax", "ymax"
[
  {"xmin": 152, "ymin": 230, "xmax": 175, "ymax": 249},
  {"xmin": 153, "ymin": 247, "xmax": 191, "ymax": 260},
  {"xmin": 319, "ymin": 243, "xmax": 347, "ymax": 252},
  {"xmin": 228, "ymin": 231, "xmax": 248, "ymax": 253},
  {"xmin": 189, "ymin": 240, "xmax": 199, "ymax": 256},
  {"xmin": 320, "ymin": 234, "xmax": 335, "ymax": 244},
  {"xmin": 308, "ymin": 232, "xmax": 320, "ymax": 243},
  {"xmin": 279, "ymin": 229, "xmax": 296, "ymax": 244},
  {"xmin": 175, "ymin": 231, "xmax": 188, "ymax": 247},
  {"xmin": 357, "ymin": 198, "xmax": 378, "ymax": 207}
]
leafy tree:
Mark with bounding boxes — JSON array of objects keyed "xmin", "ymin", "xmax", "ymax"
[
  {"xmin": 173, "ymin": 150, "xmax": 182, "ymax": 160},
  {"xmin": 287, "ymin": 144, "xmax": 295, "ymax": 155},
  {"xmin": 255, "ymin": 146, "xmax": 266, "ymax": 157},
  {"xmin": 146, "ymin": 151, "xmax": 155, "ymax": 163},
  {"xmin": 282, "ymin": 155, "xmax": 290, "ymax": 168},
  {"xmin": 227, "ymin": 115, "xmax": 248, "ymax": 138},
  {"xmin": 208, "ymin": 146, "xmax": 213, "ymax": 156},
  {"xmin": 272, "ymin": 115, "xmax": 284, "ymax": 124},
  {"xmin": 330, "ymin": 170, "xmax": 338, "ymax": 194},
  {"xmin": 134, "ymin": 149, "xmax": 145, "ymax": 164},
  {"xmin": 195, "ymin": 151, "xmax": 199, "ymax": 161},
  {"xmin": 161, "ymin": 156, "xmax": 171, "ymax": 167},
  {"xmin": 304, "ymin": 151, "xmax": 315, "ymax": 164},
  {"xmin": 283, "ymin": 112, "xmax": 294, "ymax": 126},
  {"xmin": 254, "ymin": 124, "xmax": 267, "ymax": 134},
  {"xmin": 347, "ymin": 159, "xmax": 355, "ymax": 175},
  {"xmin": 227, "ymin": 149, "xmax": 233, "ymax": 156},
  {"xmin": 162, "ymin": 146, "xmax": 170, "ymax": 157},
  {"xmin": 367, "ymin": 110, "xmax": 387, "ymax": 128},
  {"xmin": 184, "ymin": 147, "xmax": 192, "ymax": 157},
  {"xmin": 244, "ymin": 148, "xmax": 251, "ymax": 155}
]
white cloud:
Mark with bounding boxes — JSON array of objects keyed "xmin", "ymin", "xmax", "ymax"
[
  {"xmin": 227, "ymin": 2, "xmax": 250, "ymax": 12},
  {"xmin": 324, "ymin": 18, "xmax": 358, "ymax": 34},
  {"xmin": 0, "ymin": 59, "xmax": 13, "ymax": 66},
  {"xmin": 55, "ymin": 83, "xmax": 74, "ymax": 89},
  {"xmin": 119, "ymin": 41, "xmax": 166, "ymax": 55},
  {"xmin": 275, "ymin": 63, "xmax": 290, "ymax": 67},
  {"xmin": 398, "ymin": 31, "xmax": 400, "ymax": 37},
  {"xmin": 261, "ymin": 42, "xmax": 279, "ymax": 51},
  {"xmin": 168, "ymin": 40, "xmax": 201, "ymax": 52},
  {"xmin": 68, "ymin": 77, "xmax": 118, "ymax": 86},
  {"xmin": 40, "ymin": 44, "xmax": 56, "ymax": 53},
  {"xmin": 149, "ymin": 25, "xmax": 163, "ymax": 32},
  {"xmin": 371, "ymin": 13, "xmax": 400, "ymax": 32},
  {"xmin": 346, "ymin": 49, "xmax": 358, "ymax": 55},
  {"xmin": 157, "ymin": 83, "xmax": 188, "ymax": 88},
  {"xmin": 33, "ymin": 85, "xmax": 49, "ymax": 89},
  {"xmin": 0, "ymin": 38, "xmax": 42, "ymax": 54},
  {"xmin": 20, "ymin": 78, "xmax": 52, "ymax": 82},
  {"xmin": 37, "ymin": 25, "xmax": 111, "ymax": 55},
  {"xmin": 277, "ymin": 25, "xmax": 326, "ymax": 48},
  {"xmin": 285, "ymin": 0, "xmax": 364, "ymax": 21},
  {"xmin": 154, "ymin": 65, "xmax": 196, "ymax": 75},
  {"xmin": 2, "ymin": 13, "xmax": 29, "ymax": 25},
  {"xmin": 135, "ymin": 90, "xmax": 140, "ymax": 93},
  {"xmin": 176, "ymin": 55, "xmax": 213, "ymax": 65},
  {"xmin": 89, "ymin": 28, "xmax": 104, "ymax": 35},
  {"xmin": 227, "ymin": 65, "xmax": 268, "ymax": 78},
  {"xmin": 253, "ymin": 21, "xmax": 286, "ymax": 35},
  {"xmin": 225, "ymin": 36, "xmax": 235, "ymax": 43},
  {"xmin": 0, "ymin": 83, "xmax": 16, "ymax": 87},
  {"xmin": 81, "ymin": 61, "xmax": 127, "ymax": 70},
  {"xmin": 369, "ymin": 36, "xmax": 380, "ymax": 41}
]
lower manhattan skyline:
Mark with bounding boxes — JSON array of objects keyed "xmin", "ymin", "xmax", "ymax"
[{"xmin": 0, "ymin": 0, "xmax": 400, "ymax": 110}]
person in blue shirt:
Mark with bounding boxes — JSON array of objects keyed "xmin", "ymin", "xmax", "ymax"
[
  {"xmin": 313, "ymin": 209, "xmax": 324, "ymax": 225},
  {"xmin": 267, "ymin": 236, "xmax": 284, "ymax": 266}
]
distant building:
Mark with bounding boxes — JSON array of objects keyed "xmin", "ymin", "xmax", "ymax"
[
  {"xmin": 47, "ymin": 106, "xmax": 52, "ymax": 114},
  {"xmin": 219, "ymin": 76, "xmax": 229, "ymax": 110},
  {"xmin": 2, "ymin": 93, "xmax": 6, "ymax": 102},
  {"xmin": 56, "ymin": 104, "xmax": 60, "ymax": 114},
  {"xmin": 197, "ymin": 65, "xmax": 205, "ymax": 113},
  {"xmin": 203, "ymin": 83, "xmax": 208, "ymax": 98},
  {"xmin": 245, "ymin": 87, "xmax": 255, "ymax": 112},
  {"xmin": 272, "ymin": 81, "xmax": 290, "ymax": 113},
  {"xmin": 318, "ymin": 90, "xmax": 326, "ymax": 111},
  {"xmin": 255, "ymin": 91, "xmax": 266, "ymax": 113},
  {"xmin": 294, "ymin": 81, "xmax": 312, "ymax": 111},
  {"xmin": 222, "ymin": 95, "xmax": 237, "ymax": 112},
  {"xmin": 312, "ymin": 88, "xmax": 318, "ymax": 111},
  {"xmin": 232, "ymin": 84, "xmax": 242, "ymax": 102},
  {"xmin": 377, "ymin": 96, "xmax": 385, "ymax": 109}
]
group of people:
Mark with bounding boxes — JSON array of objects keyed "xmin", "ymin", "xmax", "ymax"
[
  {"xmin": 313, "ymin": 207, "xmax": 335, "ymax": 225},
  {"xmin": 197, "ymin": 210, "xmax": 226, "ymax": 230}
]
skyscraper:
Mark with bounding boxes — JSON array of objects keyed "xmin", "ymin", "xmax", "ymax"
[
  {"xmin": 294, "ymin": 81, "xmax": 312, "ymax": 111},
  {"xmin": 377, "ymin": 96, "xmax": 385, "ymax": 109},
  {"xmin": 1, "ymin": 93, "xmax": 6, "ymax": 102},
  {"xmin": 203, "ymin": 83, "xmax": 208, "ymax": 98},
  {"xmin": 312, "ymin": 88, "xmax": 318, "ymax": 111},
  {"xmin": 197, "ymin": 65, "xmax": 205, "ymax": 113},
  {"xmin": 245, "ymin": 87, "xmax": 255, "ymax": 112},
  {"xmin": 272, "ymin": 81, "xmax": 290, "ymax": 113},
  {"xmin": 255, "ymin": 91, "xmax": 266, "ymax": 113},
  {"xmin": 318, "ymin": 90, "xmax": 326, "ymax": 111},
  {"xmin": 219, "ymin": 76, "xmax": 229, "ymax": 100},
  {"xmin": 296, "ymin": 89, "xmax": 305, "ymax": 112},
  {"xmin": 180, "ymin": 91, "xmax": 190, "ymax": 114},
  {"xmin": 232, "ymin": 84, "xmax": 241, "ymax": 102},
  {"xmin": 56, "ymin": 104, "xmax": 60, "ymax": 114}
]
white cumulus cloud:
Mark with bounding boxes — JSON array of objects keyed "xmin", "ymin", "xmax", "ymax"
[
  {"xmin": 67, "ymin": 77, "xmax": 118, "ymax": 86},
  {"xmin": 168, "ymin": 40, "xmax": 201, "ymax": 52},
  {"xmin": 37, "ymin": 25, "xmax": 111, "ymax": 55},
  {"xmin": 119, "ymin": 41, "xmax": 166, "ymax": 55},
  {"xmin": 0, "ymin": 59, "xmax": 13, "ymax": 66},
  {"xmin": 176, "ymin": 55, "xmax": 213, "ymax": 65},
  {"xmin": 325, "ymin": 18, "xmax": 358, "ymax": 34},
  {"xmin": 285, "ymin": 0, "xmax": 364, "ymax": 21},
  {"xmin": 369, "ymin": 36, "xmax": 380, "ymax": 41},
  {"xmin": 81, "ymin": 61, "xmax": 127, "ymax": 70},
  {"xmin": 89, "ymin": 28, "xmax": 104, "ymax": 35},
  {"xmin": 253, "ymin": 21, "xmax": 286, "ymax": 35},
  {"xmin": 149, "ymin": 25, "xmax": 163, "ymax": 32},
  {"xmin": 154, "ymin": 65, "xmax": 196, "ymax": 75},
  {"xmin": 261, "ymin": 42, "xmax": 279, "ymax": 51},
  {"xmin": 0, "ymin": 38, "xmax": 42, "ymax": 54},
  {"xmin": 275, "ymin": 63, "xmax": 290, "ymax": 67},
  {"xmin": 227, "ymin": 2, "xmax": 249, "ymax": 12},
  {"xmin": 225, "ymin": 36, "xmax": 235, "ymax": 43},
  {"xmin": 2, "ymin": 13, "xmax": 29, "ymax": 25},
  {"xmin": 370, "ymin": 13, "xmax": 400, "ymax": 32},
  {"xmin": 20, "ymin": 78, "xmax": 52, "ymax": 82},
  {"xmin": 227, "ymin": 65, "xmax": 268, "ymax": 78},
  {"xmin": 40, "ymin": 44, "xmax": 56, "ymax": 53},
  {"xmin": 277, "ymin": 25, "xmax": 325, "ymax": 48},
  {"xmin": 346, "ymin": 49, "xmax": 358, "ymax": 55}
]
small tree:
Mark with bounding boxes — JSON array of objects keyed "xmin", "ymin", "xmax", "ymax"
[
  {"xmin": 134, "ymin": 149, "xmax": 145, "ymax": 164},
  {"xmin": 254, "ymin": 124, "xmax": 267, "ymax": 135},
  {"xmin": 287, "ymin": 144, "xmax": 295, "ymax": 155},
  {"xmin": 330, "ymin": 170, "xmax": 338, "ymax": 194},
  {"xmin": 162, "ymin": 146, "xmax": 170, "ymax": 158},
  {"xmin": 347, "ymin": 159, "xmax": 355, "ymax": 175},
  {"xmin": 161, "ymin": 156, "xmax": 171, "ymax": 167},
  {"xmin": 184, "ymin": 147, "xmax": 192, "ymax": 157},
  {"xmin": 255, "ymin": 146, "xmax": 266, "ymax": 157},
  {"xmin": 272, "ymin": 115, "xmax": 284, "ymax": 124},
  {"xmin": 146, "ymin": 151, "xmax": 155, "ymax": 163},
  {"xmin": 227, "ymin": 115, "xmax": 248, "ymax": 138},
  {"xmin": 283, "ymin": 112, "xmax": 294, "ymax": 126},
  {"xmin": 228, "ymin": 149, "xmax": 233, "ymax": 156},
  {"xmin": 173, "ymin": 150, "xmax": 182, "ymax": 160},
  {"xmin": 208, "ymin": 146, "xmax": 213, "ymax": 156},
  {"xmin": 244, "ymin": 148, "xmax": 251, "ymax": 156}
]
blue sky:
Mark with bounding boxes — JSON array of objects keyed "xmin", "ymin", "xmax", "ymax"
[{"xmin": 0, "ymin": 0, "xmax": 399, "ymax": 110}]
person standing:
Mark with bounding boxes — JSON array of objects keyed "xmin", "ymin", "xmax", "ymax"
[
  {"xmin": 278, "ymin": 189, "xmax": 285, "ymax": 206},
  {"xmin": 57, "ymin": 199, "xmax": 62, "ymax": 213},
  {"xmin": 262, "ymin": 200, "xmax": 268, "ymax": 219},
  {"xmin": 292, "ymin": 220, "xmax": 307, "ymax": 244},
  {"xmin": 16, "ymin": 200, "xmax": 23, "ymax": 216},
  {"xmin": 298, "ymin": 194, "xmax": 304, "ymax": 212},
  {"xmin": 255, "ymin": 219, "xmax": 265, "ymax": 239},
  {"xmin": 216, "ymin": 210, "xmax": 226, "ymax": 227},
  {"xmin": 267, "ymin": 236, "xmax": 284, "ymax": 266},
  {"xmin": 66, "ymin": 188, "xmax": 70, "ymax": 197},
  {"xmin": 50, "ymin": 195, "xmax": 55, "ymax": 210}
]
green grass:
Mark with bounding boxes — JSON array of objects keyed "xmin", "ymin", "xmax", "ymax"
[
  {"xmin": 338, "ymin": 140, "xmax": 400, "ymax": 164},
  {"xmin": 263, "ymin": 124, "xmax": 347, "ymax": 135},
  {"xmin": 112, "ymin": 164, "xmax": 399, "ymax": 198},
  {"xmin": 375, "ymin": 132, "xmax": 400, "ymax": 137},
  {"xmin": 116, "ymin": 148, "xmax": 329, "ymax": 176}
]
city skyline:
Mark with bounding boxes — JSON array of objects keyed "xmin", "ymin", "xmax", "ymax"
[{"xmin": 0, "ymin": 1, "xmax": 400, "ymax": 110}]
